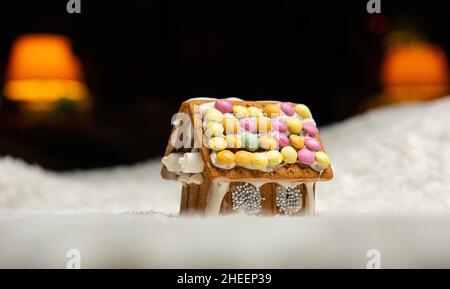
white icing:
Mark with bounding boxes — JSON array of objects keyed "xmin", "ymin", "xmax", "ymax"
[
  {"xmin": 178, "ymin": 152, "xmax": 205, "ymax": 173},
  {"xmin": 204, "ymin": 181, "xmax": 230, "ymax": 216},
  {"xmin": 311, "ymin": 162, "xmax": 327, "ymax": 172},
  {"xmin": 161, "ymin": 153, "xmax": 183, "ymax": 172},
  {"xmin": 177, "ymin": 173, "xmax": 204, "ymax": 185},
  {"xmin": 198, "ymin": 102, "xmax": 216, "ymax": 116},
  {"xmin": 303, "ymin": 182, "xmax": 315, "ymax": 216}
]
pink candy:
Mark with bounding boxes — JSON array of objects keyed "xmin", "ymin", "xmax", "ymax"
[
  {"xmin": 215, "ymin": 99, "xmax": 233, "ymax": 113},
  {"xmin": 280, "ymin": 102, "xmax": 295, "ymax": 116},
  {"xmin": 302, "ymin": 121, "xmax": 319, "ymax": 136},
  {"xmin": 274, "ymin": 132, "xmax": 290, "ymax": 147},
  {"xmin": 298, "ymin": 148, "xmax": 315, "ymax": 165},
  {"xmin": 239, "ymin": 118, "xmax": 257, "ymax": 132},
  {"xmin": 271, "ymin": 118, "xmax": 287, "ymax": 133},
  {"xmin": 304, "ymin": 137, "xmax": 322, "ymax": 151}
]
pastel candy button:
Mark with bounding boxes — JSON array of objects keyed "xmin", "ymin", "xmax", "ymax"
[
  {"xmin": 235, "ymin": 151, "xmax": 254, "ymax": 166},
  {"xmin": 205, "ymin": 121, "xmax": 224, "ymax": 137},
  {"xmin": 204, "ymin": 108, "xmax": 223, "ymax": 122},
  {"xmin": 242, "ymin": 132, "xmax": 259, "ymax": 150},
  {"xmin": 298, "ymin": 148, "xmax": 315, "ymax": 165},
  {"xmin": 233, "ymin": 105, "xmax": 249, "ymax": 119},
  {"xmin": 281, "ymin": 146, "xmax": 297, "ymax": 163},
  {"xmin": 239, "ymin": 118, "xmax": 257, "ymax": 132},
  {"xmin": 256, "ymin": 117, "xmax": 272, "ymax": 133},
  {"xmin": 295, "ymin": 104, "xmax": 312, "ymax": 119},
  {"xmin": 248, "ymin": 106, "xmax": 263, "ymax": 118},
  {"xmin": 217, "ymin": 150, "xmax": 235, "ymax": 165},
  {"xmin": 314, "ymin": 151, "xmax": 330, "ymax": 169},
  {"xmin": 286, "ymin": 118, "xmax": 302, "ymax": 134},
  {"xmin": 289, "ymin": 134, "xmax": 304, "ymax": 149},
  {"xmin": 225, "ymin": 134, "xmax": 242, "ymax": 148},
  {"xmin": 304, "ymin": 137, "xmax": 322, "ymax": 151},
  {"xmin": 302, "ymin": 121, "xmax": 319, "ymax": 136},
  {"xmin": 266, "ymin": 150, "xmax": 283, "ymax": 166},
  {"xmin": 208, "ymin": 137, "xmax": 227, "ymax": 151},
  {"xmin": 274, "ymin": 132, "xmax": 289, "ymax": 148},
  {"xmin": 271, "ymin": 118, "xmax": 287, "ymax": 133},
  {"xmin": 263, "ymin": 103, "xmax": 281, "ymax": 117},
  {"xmin": 222, "ymin": 117, "xmax": 240, "ymax": 133},
  {"xmin": 259, "ymin": 135, "xmax": 278, "ymax": 150},
  {"xmin": 215, "ymin": 99, "xmax": 233, "ymax": 113},
  {"xmin": 252, "ymin": 153, "xmax": 268, "ymax": 169},
  {"xmin": 280, "ymin": 102, "xmax": 295, "ymax": 116}
]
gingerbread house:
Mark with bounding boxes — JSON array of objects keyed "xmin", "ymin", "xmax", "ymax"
[{"xmin": 161, "ymin": 98, "xmax": 333, "ymax": 216}]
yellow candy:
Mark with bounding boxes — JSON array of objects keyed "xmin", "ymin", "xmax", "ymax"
[
  {"xmin": 289, "ymin": 134, "xmax": 304, "ymax": 149},
  {"xmin": 259, "ymin": 135, "xmax": 278, "ymax": 150},
  {"xmin": 222, "ymin": 117, "xmax": 240, "ymax": 133},
  {"xmin": 266, "ymin": 150, "xmax": 283, "ymax": 166},
  {"xmin": 235, "ymin": 151, "xmax": 254, "ymax": 166},
  {"xmin": 217, "ymin": 150, "xmax": 235, "ymax": 165},
  {"xmin": 248, "ymin": 106, "xmax": 263, "ymax": 118},
  {"xmin": 251, "ymin": 152, "xmax": 269, "ymax": 169},
  {"xmin": 263, "ymin": 103, "xmax": 281, "ymax": 117},
  {"xmin": 286, "ymin": 117, "xmax": 302, "ymax": 134},
  {"xmin": 204, "ymin": 108, "xmax": 223, "ymax": 122},
  {"xmin": 225, "ymin": 134, "xmax": 243, "ymax": 148},
  {"xmin": 233, "ymin": 105, "xmax": 249, "ymax": 119},
  {"xmin": 281, "ymin": 146, "xmax": 297, "ymax": 163},
  {"xmin": 315, "ymin": 151, "xmax": 330, "ymax": 168},
  {"xmin": 208, "ymin": 137, "xmax": 227, "ymax": 151},
  {"xmin": 205, "ymin": 122, "xmax": 224, "ymax": 137},
  {"xmin": 295, "ymin": 104, "xmax": 312, "ymax": 119},
  {"xmin": 256, "ymin": 117, "xmax": 272, "ymax": 133}
]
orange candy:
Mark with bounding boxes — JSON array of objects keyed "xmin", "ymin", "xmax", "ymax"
[
  {"xmin": 289, "ymin": 134, "xmax": 304, "ymax": 149},
  {"xmin": 222, "ymin": 117, "xmax": 240, "ymax": 134},
  {"xmin": 235, "ymin": 151, "xmax": 254, "ymax": 166},
  {"xmin": 256, "ymin": 117, "xmax": 272, "ymax": 133},
  {"xmin": 263, "ymin": 103, "xmax": 281, "ymax": 117},
  {"xmin": 217, "ymin": 150, "xmax": 235, "ymax": 165}
]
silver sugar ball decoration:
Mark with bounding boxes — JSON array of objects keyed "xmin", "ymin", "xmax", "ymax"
[
  {"xmin": 232, "ymin": 183, "xmax": 264, "ymax": 215},
  {"xmin": 276, "ymin": 186, "xmax": 302, "ymax": 215}
]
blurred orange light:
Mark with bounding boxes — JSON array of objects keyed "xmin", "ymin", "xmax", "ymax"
[
  {"xmin": 380, "ymin": 43, "xmax": 449, "ymax": 102},
  {"xmin": 4, "ymin": 34, "xmax": 89, "ymax": 108}
]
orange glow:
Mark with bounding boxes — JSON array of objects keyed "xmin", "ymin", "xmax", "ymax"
[
  {"xmin": 380, "ymin": 43, "xmax": 449, "ymax": 102},
  {"xmin": 4, "ymin": 34, "xmax": 89, "ymax": 108}
]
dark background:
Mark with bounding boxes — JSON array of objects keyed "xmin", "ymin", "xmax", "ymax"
[{"xmin": 0, "ymin": 0, "xmax": 449, "ymax": 170}]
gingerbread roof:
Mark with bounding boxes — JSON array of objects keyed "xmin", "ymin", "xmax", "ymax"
[{"xmin": 162, "ymin": 98, "xmax": 333, "ymax": 182}]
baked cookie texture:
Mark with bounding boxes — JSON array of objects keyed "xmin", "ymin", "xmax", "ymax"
[{"xmin": 161, "ymin": 98, "xmax": 332, "ymax": 216}]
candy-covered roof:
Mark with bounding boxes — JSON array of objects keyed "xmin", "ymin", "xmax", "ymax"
[{"xmin": 175, "ymin": 99, "xmax": 333, "ymax": 182}]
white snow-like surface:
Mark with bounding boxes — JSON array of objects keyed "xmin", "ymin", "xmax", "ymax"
[
  {"xmin": 1, "ymin": 97, "xmax": 450, "ymax": 268},
  {"xmin": 1, "ymin": 97, "xmax": 450, "ymax": 216}
]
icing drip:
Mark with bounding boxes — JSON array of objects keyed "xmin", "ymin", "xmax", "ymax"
[
  {"xmin": 202, "ymin": 179, "xmax": 317, "ymax": 216},
  {"xmin": 303, "ymin": 182, "xmax": 315, "ymax": 216},
  {"xmin": 177, "ymin": 173, "xmax": 204, "ymax": 185},
  {"xmin": 204, "ymin": 181, "xmax": 230, "ymax": 216}
]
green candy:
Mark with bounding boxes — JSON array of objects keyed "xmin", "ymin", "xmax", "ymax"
[{"xmin": 241, "ymin": 132, "xmax": 259, "ymax": 151}]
